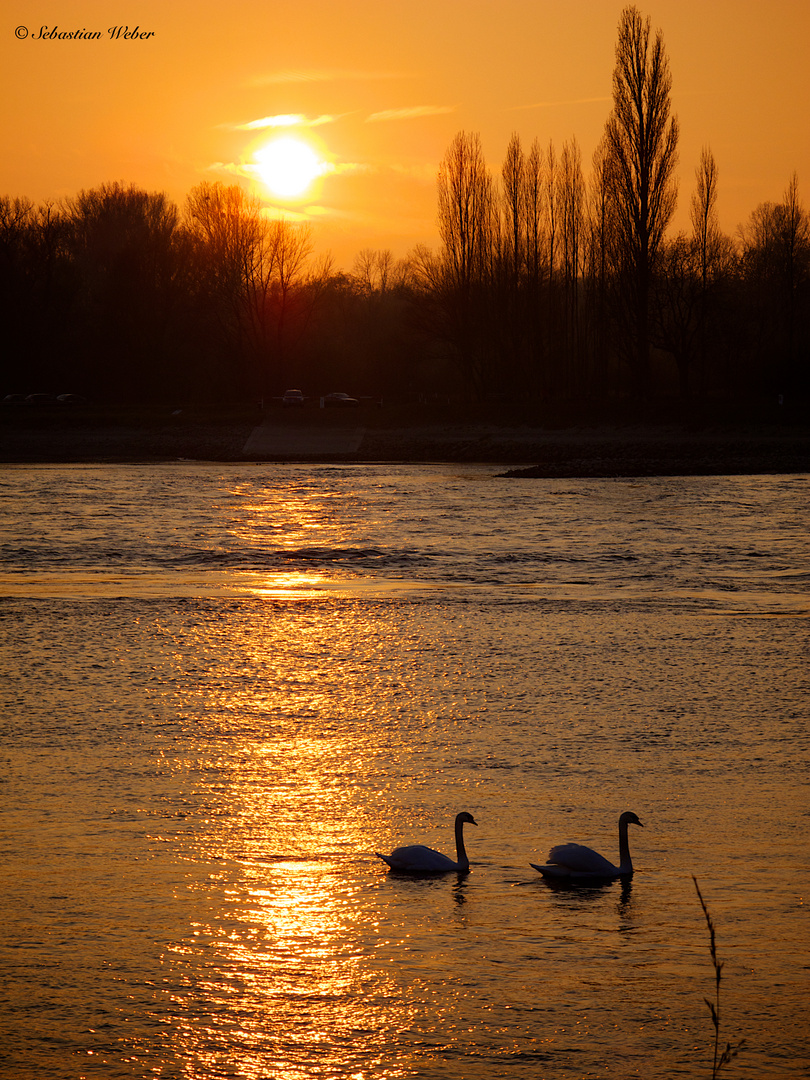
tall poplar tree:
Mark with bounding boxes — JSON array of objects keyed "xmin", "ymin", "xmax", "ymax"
[{"xmin": 604, "ymin": 5, "xmax": 679, "ymax": 395}]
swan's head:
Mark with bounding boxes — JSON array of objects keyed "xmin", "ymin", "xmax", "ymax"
[
  {"xmin": 456, "ymin": 811, "xmax": 478, "ymax": 827},
  {"xmin": 620, "ymin": 811, "xmax": 643, "ymax": 828}
]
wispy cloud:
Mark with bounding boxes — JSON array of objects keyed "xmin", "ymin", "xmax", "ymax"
[
  {"xmin": 512, "ymin": 96, "xmax": 610, "ymax": 111},
  {"xmin": 366, "ymin": 105, "xmax": 455, "ymax": 123},
  {"xmin": 208, "ymin": 161, "xmax": 249, "ymax": 180},
  {"xmin": 252, "ymin": 68, "xmax": 415, "ymax": 86},
  {"xmin": 260, "ymin": 205, "xmax": 313, "ymax": 223},
  {"xmin": 235, "ymin": 113, "xmax": 339, "ymax": 131}
]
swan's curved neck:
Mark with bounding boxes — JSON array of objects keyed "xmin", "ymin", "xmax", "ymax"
[
  {"xmin": 454, "ymin": 817, "xmax": 470, "ymax": 868},
  {"xmin": 617, "ymin": 820, "xmax": 633, "ymax": 873}
]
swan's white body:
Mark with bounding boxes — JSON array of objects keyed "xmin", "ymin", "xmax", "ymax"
[
  {"xmin": 376, "ymin": 811, "xmax": 477, "ymax": 873},
  {"xmin": 531, "ymin": 811, "xmax": 643, "ymax": 881}
]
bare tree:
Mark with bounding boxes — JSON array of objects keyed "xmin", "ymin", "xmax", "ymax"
[
  {"xmin": 739, "ymin": 173, "xmax": 810, "ymax": 393},
  {"xmin": 653, "ymin": 232, "xmax": 702, "ymax": 397},
  {"xmin": 691, "ymin": 146, "xmax": 720, "ymax": 292},
  {"xmin": 66, "ymin": 182, "xmax": 187, "ymax": 397},
  {"xmin": 780, "ymin": 173, "xmax": 810, "ymax": 386},
  {"xmin": 584, "ymin": 136, "xmax": 616, "ymax": 392},
  {"xmin": 604, "ymin": 4, "xmax": 679, "ymax": 394},
  {"xmin": 435, "ymin": 131, "xmax": 497, "ymax": 393},
  {"xmin": 498, "ymin": 134, "xmax": 528, "ymax": 386},
  {"xmin": 375, "ymin": 249, "xmax": 395, "ymax": 293},
  {"xmin": 685, "ymin": 146, "xmax": 735, "ymax": 392},
  {"xmin": 265, "ymin": 217, "xmax": 317, "ymax": 385},
  {"xmin": 502, "ymin": 133, "xmax": 525, "ymax": 284},
  {"xmin": 655, "ymin": 152, "xmax": 736, "ymax": 400},
  {"xmin": 268, "ymin": 218, "xmax": 312, "ymax": 305},
  {"xmin": 545, "ymin": 139, "xmax": 558, "ymax": 288},
  {"xmin": 437, "ymin": 131, "xmax": 494, "ymax": 298},
  {"xmin": 353, "ymin": 248, "xmax": 378, "ymax": 295},
  {"xmin": 522, "ymin": 139, "xmax": 546, "ymax": 395},
  {"xmin": 523, "ymin": 139, "xmax": 545, "ymax": 289},
  {"xmin": 0, "ymin": 195, "xmax": 35, "ymax": 248},
  {"xmin": 353, "ymin": 247, "xmax": 397, "ymax": 295},
  {"xmin": 186, "ymin": 182, "xmax": 323, "ymax": 395},
  {"xmin": 186, "ymin": 182, "xmax": 262, "ymax": 326},
  {"xmin": 1, "ymin": 196, "xmax": 67, "ymax": 387},
  {"xmin": 558, "ymin": 138, "xmax": 585, "ymax": 389}
]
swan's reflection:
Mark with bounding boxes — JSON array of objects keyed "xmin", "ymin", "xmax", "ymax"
[
  {"xmin": 539, "ymin": 872, "xmax": 639, "ymax": 937},
  {"xmin": 617, "ymin": 875, "xmax": 634, "ymax": 910},
  {"xmin": 540, "ymin": 873, "xmax": 633, "ymax": 898},
  {"xmin": 452, "ymin": 873, "xmax": 471, "ymax": 906},
  {"xmin": 380, "ymin": 859, "xmax": 475, "ymax": 920}
]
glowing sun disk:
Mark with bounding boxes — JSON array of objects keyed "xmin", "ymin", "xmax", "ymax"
[{"xmin": 254, "ymin": 137, "xmax": 323, "ymax": 199}]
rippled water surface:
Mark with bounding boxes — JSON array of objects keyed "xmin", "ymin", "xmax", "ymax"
[{"xmin": 1, "ymin": 463, "xmax": 808, "ymax": 1079}]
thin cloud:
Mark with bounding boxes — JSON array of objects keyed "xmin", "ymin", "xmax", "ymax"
[
  {"xmin": 259, "ymin": 205, "xmax": 312, "ymax": 223},
  {"xmin": 329, "ymin": 161, "xmax": 370, "ymax": 177},
  {"xmin": 387, "ymin": 161, "xmax": 439, "ymax": 183},
  {"xmin": 236, "ymin": 113, "xmax": 339, "ymax": 131},
  {"xmin": 366, "ymin": 105, "xmax": 456, "ymax": 123},
  {"xmin": 208, "ymin": 161, "xmax": 249, "ymax": 180},
  {"xmin": 252, "ymin": 68, "xmax": 415, "ymax": 86},
  {"xmin": 511, "ymin": 96, "xmax": 610, "ymax": 111}
]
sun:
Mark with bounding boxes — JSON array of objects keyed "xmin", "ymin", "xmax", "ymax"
[{"xmin": 253, "ymin": 136, "xmax": 325, "ymax": 200}]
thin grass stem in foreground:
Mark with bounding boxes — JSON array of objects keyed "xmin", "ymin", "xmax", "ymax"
[{"xmin": 692, "ymin": 875, "xmax": 746, "ymax": 1077}]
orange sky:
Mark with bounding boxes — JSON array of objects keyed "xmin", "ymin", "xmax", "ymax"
[{"xmin": 3, "ymin": 0, "xmax": 809, "ymax": 268}]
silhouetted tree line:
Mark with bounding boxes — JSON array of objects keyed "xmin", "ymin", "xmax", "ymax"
[
  {"xmin": 0, "ymin": 177, "xmax": 431, "ymax": 404},
  {"xmin": 417, "ymin": 7, "xmax": 809, "ymax": 403},
  {"xmin": 2, "ymin": 5, "xmax": 808, "ymax": 407}
]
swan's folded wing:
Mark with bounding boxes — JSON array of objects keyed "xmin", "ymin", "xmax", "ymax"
[
  {"xmin": 547, "ymin": 843, "xmax": 616, "ymax": 875},
  {"xmin": 380, "ymin": 843, "xmax": 457, "ymax": 872}
]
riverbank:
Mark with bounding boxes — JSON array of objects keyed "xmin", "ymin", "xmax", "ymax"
[{"xmin": 2, "ymin": 400, "xmax": 809, "ymax": 476}]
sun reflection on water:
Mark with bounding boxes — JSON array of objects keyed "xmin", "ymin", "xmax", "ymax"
[
  {"xmin": 147, "ymin": 594, "xmax": 422, "ymax": 1078},
  {"xmin": 160, "ymin": 857, "xmax": 412, "ymax": 1079}
]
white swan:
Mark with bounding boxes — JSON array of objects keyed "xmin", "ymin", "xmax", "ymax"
[
  {"xmin": 530, "ymin": 811, "xmax": 643, "ymax": 881},
  {"xmin": 376, "ymin": 811, "xmax": 477, "ymax": 873}
]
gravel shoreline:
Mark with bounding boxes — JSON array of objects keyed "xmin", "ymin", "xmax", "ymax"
[{"xmin": 3, "ymin": 408, "xmax": 809, "ymax": 477}]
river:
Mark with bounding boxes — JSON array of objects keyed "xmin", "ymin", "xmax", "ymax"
[{"xmin": 1, "ymin": 462, "xmax": 808, "ymax": 1079}]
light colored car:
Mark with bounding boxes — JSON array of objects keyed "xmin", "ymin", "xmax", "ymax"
[
  {"xmin": 282, "ymin": 389, "xmax": 305, "ymax": 407},
  {"xmin": 323, "ymin": 392, "xmax": 359, "ymax": 408}
]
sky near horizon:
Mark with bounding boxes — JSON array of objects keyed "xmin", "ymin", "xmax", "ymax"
[{"xmin": 3, "ymin": 0, "xmax": 809, "ymax": 268}]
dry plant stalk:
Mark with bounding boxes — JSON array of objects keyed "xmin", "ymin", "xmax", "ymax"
[{"xmin": 692, "ymin": 875, "xmax": 745, "ymax": 1077}]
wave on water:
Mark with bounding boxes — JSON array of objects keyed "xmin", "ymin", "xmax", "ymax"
[
  {"xmin": 2, "ymin": 464, "xmax": 808, "ymax": 613},
  {"xmin": 0, "ymin": 542, "xmax": 420, "ymax": 571},
  {"xmin": 172, "ymin": 545, "xmax": 397, "ymax": 568}
]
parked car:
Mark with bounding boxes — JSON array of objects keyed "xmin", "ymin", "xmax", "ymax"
[
  {"xmin": 25, "ymin": 393, "xmax": 58, "ymax": 406},
  {"xmin": 3, "ymin": 394, "xmax": 27, "ymax": 405},
  {"xmin": 282, "ymin": 389, "xmax": 305, "ymax": 407},
  {"xmin": 57, "ymin": 393, "xmax": 88, "ymax": 405},
  {"xmin": 323, "ymin": 392, "xmax": 359, "ymax": 408}
]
